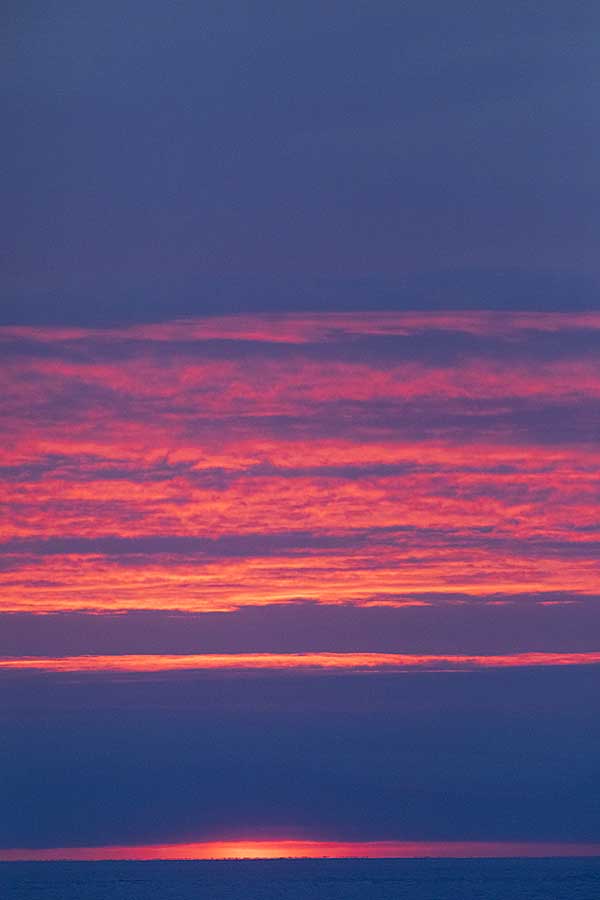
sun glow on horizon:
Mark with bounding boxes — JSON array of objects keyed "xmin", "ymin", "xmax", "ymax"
[{"xmin": 2, "ymin": 840, "xmax": 600, "ymax": 862}]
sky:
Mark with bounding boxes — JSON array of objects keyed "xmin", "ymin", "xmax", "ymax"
[{"xmin": 1, "ymin": 0, "xmax": 600, "ymax": 860}]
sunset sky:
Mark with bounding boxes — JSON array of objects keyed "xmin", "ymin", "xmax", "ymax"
[{"xmin": 2, "ymin": 0, "xmax": 599, "ymax": 860}]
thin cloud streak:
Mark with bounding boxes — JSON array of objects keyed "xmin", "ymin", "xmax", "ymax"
[{"xmin": 3, "ymin": 651, "xmax": 600, "ymax": 674}]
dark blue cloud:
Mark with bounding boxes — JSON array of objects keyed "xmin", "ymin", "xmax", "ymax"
[
  {"xmin": 3, "ymin": 525, "xmax": 598, "ymax": 561},
  {"xmin": 1, "ymin": 596, "xmax": 600, "ymax": 657},
  {"xmin": 2, "ymin": 1, "xmax": 599, "ymax": 325},
  {"xmin": 1, "ymin": 667, "xmax": 599, "ymax": 846}
]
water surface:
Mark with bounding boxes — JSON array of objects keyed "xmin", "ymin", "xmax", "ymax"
[{"xmin": 2, "ymin": 858, "xmax": 600, "ymax": 900}]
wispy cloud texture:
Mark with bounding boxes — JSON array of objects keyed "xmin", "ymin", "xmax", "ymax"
[{"xmin": 2, "ymin": 313, "xmax": 599, "ymax": 635}]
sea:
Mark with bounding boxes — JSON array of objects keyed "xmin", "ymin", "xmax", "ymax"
[{"xmin": 1, "ymin": 858, "xmax": 600, "ymax": 900}]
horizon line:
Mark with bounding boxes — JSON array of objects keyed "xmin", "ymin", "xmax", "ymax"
[{"xmin": 3, "ymin": 840, "xmax": 600, "ymax": 862}]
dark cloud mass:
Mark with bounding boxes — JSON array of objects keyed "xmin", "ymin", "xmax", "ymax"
[
  {"xmin": 2, "ymin": 1, "xmax": 599, "ymax": 324},
  {"xmin": 2, "ymin": 668, "xmax": 600, "ymax": 847},
  {"xmin": 2, "ymin": 599, "xmax": 600, "ymax": 657}
]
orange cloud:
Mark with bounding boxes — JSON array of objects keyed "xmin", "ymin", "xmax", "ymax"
[
  {"xmin": 2, "ymin": 313, "xmax": 599, "ymax": 617},
  {"xmin": 2, "ymin": 651, "xmax": 600, "ymax": 673}
]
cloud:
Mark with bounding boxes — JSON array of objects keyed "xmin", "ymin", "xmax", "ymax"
[
  {"xmin": 2, "ymin": 315, "xmax": 599, "ymax": 621},
  {"xmin": 2, "ymin": 596, "xmax": 599, "ymax": 657},
  {"xmin": 2, "ymin": 665, "xmax": 600, "ymax": 846},
  {"xmin": 3, "ymin": 651, "xmax": 600, "ymax": 674}
]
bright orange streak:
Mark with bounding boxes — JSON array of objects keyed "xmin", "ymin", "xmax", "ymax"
[
  {"xmin": 2, "ymin": 652, "xmax": 600, "ymax": 673},
  {"xmin": 1, "ymin": 551, "xmax": 598, "ymax": 613},
  {"xmin": 2, "ymin": 839, "xmax": 600, "ymax": 861}
]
